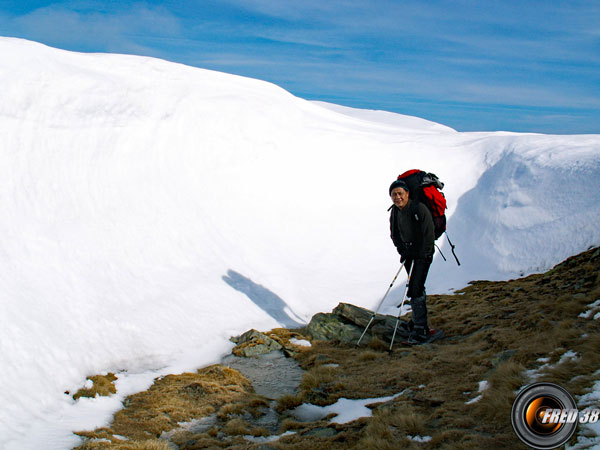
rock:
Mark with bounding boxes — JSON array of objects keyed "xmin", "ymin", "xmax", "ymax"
[
  {"xmin": 306, "ymin": 303, "xmax": 410, "ymax": 344},
  {"xmin": 335, "ymin": 303, "xmax": 409, "ymax": 341},
  {"xmin": 305, "ymin": 312, "xmax": 367, "ymax": 344},
  {"xmin": 332, "ymin": 302, "xmax": 377, "ymax": 327},
  {"xmin": 231, "ymin": 329, "xmax": 283, "ymax": 357}
]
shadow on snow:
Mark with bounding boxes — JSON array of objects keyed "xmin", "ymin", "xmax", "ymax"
[{"xmin": 222, "ymin": 270, "xmax": 305, "ymax": 328}]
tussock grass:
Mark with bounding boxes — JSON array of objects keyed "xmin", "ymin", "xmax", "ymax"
[
  {"xmin": 216, "ymin": 402, "xmax": 245, "ymax": 420},
  {"xmin": 358, "ymin": 350, "xmax": 380, "ymax": 361},
  {"xmin": 358, "ymin": 435, "xmax": 412, "ymax": 450},
  {"xmin": 222, "ymin": 418, "xmax": 251, "ymax": 436},
  {"xmin": 367, "ymin": 337, "xmax": 389, "ymax": 352},
  {"xmin": 267, "ymin": 327, "xmax": 312, "ymax": 349},
  {"xmin": 76, "ymin": 439, "xmax": 172, "ymax": 450},
  {"xmin": 280, "ymin": 417, "xmax": 305, "ymax": 432},
  {"xmin": 362, "ymin": 412, "xmax": 395, "ymax": 441},
  {"xmin": 250, "ymin": 426, "xmax": 270, "ymax": 437},
  {"xmin": 474, "ymin": 361, "xmax": 525, "ymax": 426},
  {"xmin": 389, "ymin": 410, "xmax": 427, "ymax": 436},
  {"xmin": 73, "ymin": 373, "xmax": 117, "ymax": 400},
  {"xmin": 300, "ymin": 365, "xmax": 339, "ymax": 391},
  {"xmin": 276, "ymin": 393, "xmax": 303, "ymax": 413}
]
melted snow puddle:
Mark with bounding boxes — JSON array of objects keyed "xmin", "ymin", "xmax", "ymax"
[{"xmin": 221, "ymin": 350, "xmax": 303, "ymax": 399}]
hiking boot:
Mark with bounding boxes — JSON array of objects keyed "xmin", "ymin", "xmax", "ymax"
[
  {"xmin": 407, "ymin": 326, "xmax": 429, "ymax": 345},
  {"xmin": 406, "ymin": 327, "xmax": 445, "ymax": 345}
]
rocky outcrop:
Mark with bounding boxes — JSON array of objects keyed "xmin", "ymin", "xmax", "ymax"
[
  {"xmin": 304, "ymin": 312, "xmax": 366, "ymax": 343},
  {"xmin": 230, "ymin": 329, "xmax": 283, "ymax": 357},
  {"xmin": 306, "ymin": 302, "xmax": 410, "ymax": 344},
  {"xmin": 230, "ymin": 303, "xmax": 410, "ymax": 351},
  {"xmin": 230, "ymin": 328, "xmax": 312, "ymax": 358}
]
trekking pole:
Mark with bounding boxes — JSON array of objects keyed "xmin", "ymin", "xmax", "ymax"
[
  {"xmin": 388, "ymin": 263, "xmax": 415, "ymax": 354},
  {"xmin": 355, "ymin": 263, "xmax": 404, "ymax": 347},
  {"xmin": 435, "ymin": 243, "xmax": 447, "ymax": 262},
  {"xmin": 445, "ymin": 232, "xmax": 461, "ymax": 266}
]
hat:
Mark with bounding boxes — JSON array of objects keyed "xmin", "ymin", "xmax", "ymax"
[{"xmin": 389, "ymin": 179, "xmax": 409, "ymax": 196}]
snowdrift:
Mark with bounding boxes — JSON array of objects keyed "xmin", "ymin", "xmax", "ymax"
[{"xmin": 0, "ymin": 37, "xmax": 599, "ymax": 449}]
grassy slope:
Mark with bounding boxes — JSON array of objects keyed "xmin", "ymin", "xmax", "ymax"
[{"xmin": 74, "ymin": 247, "xmax": 600, "ymax": 449}]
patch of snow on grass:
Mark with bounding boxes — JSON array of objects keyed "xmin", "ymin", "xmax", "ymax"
[
  {"xmin": 526, "ymin": 350, "xmax": 580, "ymax": 381},
  {"xmin": 292, "ymin": 393, "xmax": 402, "ymax": 424},
  {"xmin": 579, "ymin": 300, "xmax": 600, "ymax": 319},
  {"xmin": 289, "ymin": 338, "xmax": 312, "ymax": 347},
  {"xmin": 408, "ymin": 435, "xmax": 432, "ymax": 443},
  {"xmin": 465, "ymin": 380, "xmax": 490, "ymax": 404}
]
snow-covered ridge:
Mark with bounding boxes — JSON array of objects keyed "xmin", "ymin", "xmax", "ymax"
[
  {"xmin": 1, "ymin": 37, "xmax": 599, "ymax": 449},
  {"xmin": 311, "ymin": 100, "xmax": 456, "ymax": 133}
]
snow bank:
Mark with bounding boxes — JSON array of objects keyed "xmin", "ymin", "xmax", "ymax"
[{"xmin": 0, "ymin": 37, "xmax": 599, "ymax": 448}]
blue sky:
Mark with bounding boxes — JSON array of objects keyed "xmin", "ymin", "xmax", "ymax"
[{"xmin": 1, "ymin": 0, "xmax": 599, "ymax": 133}]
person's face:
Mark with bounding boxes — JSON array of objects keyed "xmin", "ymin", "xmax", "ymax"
[{"xmin": 391, "ymin": 187, "xmax": 409, "ymax": 209}]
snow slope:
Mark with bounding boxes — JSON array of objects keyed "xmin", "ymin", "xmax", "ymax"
[
  {"xmin": 0, "ymin": 38, "xmax": 599, "ymax": 449},
  {"xmin": 311, "ymin": 101, "xmax": 456, "ymax": 133}
]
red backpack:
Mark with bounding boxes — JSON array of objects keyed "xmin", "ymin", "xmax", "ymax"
[{"xmin": 397, "ymin": 169, "xmax": 447, "ymax": 240}]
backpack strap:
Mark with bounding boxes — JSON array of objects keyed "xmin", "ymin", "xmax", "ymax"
[{"xmin": 410, "ymin": 199, "xmax": 420, "ymax": 223}]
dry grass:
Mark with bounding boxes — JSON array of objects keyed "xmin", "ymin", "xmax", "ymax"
[
  {"xmin": 358, "ymin": 350, "xmax": 380, "ymax": 361},
  {"xmin": 73, "ymin": 364, "xmax": 261, "ymax": 448},
  {"xmin": 76, "ymin": 438, "xmax": 172, "ymax": 450},
  {"xmin": 473, "ymin": 361, "xmax": 525, "ymax": 426},
  {"xmin": 267, "ymin": 327, "xmax": 310, "ymax": 345},
  {"xmin": 299, "ymin": 365, "xmax": 339, "ymax": 390},
  {"xmin": 74, "ymin": 247, "xmax": 600, "ymax": 450},
  {"xmin": 276, "ymin": 393, "xmax": 303, "ymax": 413},
  {"xmin": 367, "ymin": 337, "xmax": 389, "ymax": 352},
  {"xmin": 222, "ymin": 418, "xmax": 251, "ymax": 436},
  {"xmin": 73, "ymin": 373, "xmax": 117, "ymax": 400}
]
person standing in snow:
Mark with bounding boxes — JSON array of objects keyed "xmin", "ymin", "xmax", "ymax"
[{"xmin": 389, "ymin": 179, "xmax": 436, "ymax": 344}]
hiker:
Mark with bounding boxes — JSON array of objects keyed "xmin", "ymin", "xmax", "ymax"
[{"xmin": 389, "ymin": 179, "xmax": 435, "ymax": 344}]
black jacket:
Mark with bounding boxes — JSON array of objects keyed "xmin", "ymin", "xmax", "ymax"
[{"xmin": 390, "ymin": 199, "xmax": 435, "ymax": 261}]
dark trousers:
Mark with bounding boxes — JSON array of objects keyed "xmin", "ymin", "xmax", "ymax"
[
  {"xmin": 404, "ymin": 258, "xmax": 431, "ymax": 329},
  {"xmin": 404, "ymin": 258, "xmax": 430, "ymax": 298}
]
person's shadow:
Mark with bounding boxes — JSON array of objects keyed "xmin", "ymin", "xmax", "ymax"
[{"xmin": 222, "ymin": 270, "xmax": 305, "ymax": 328}]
